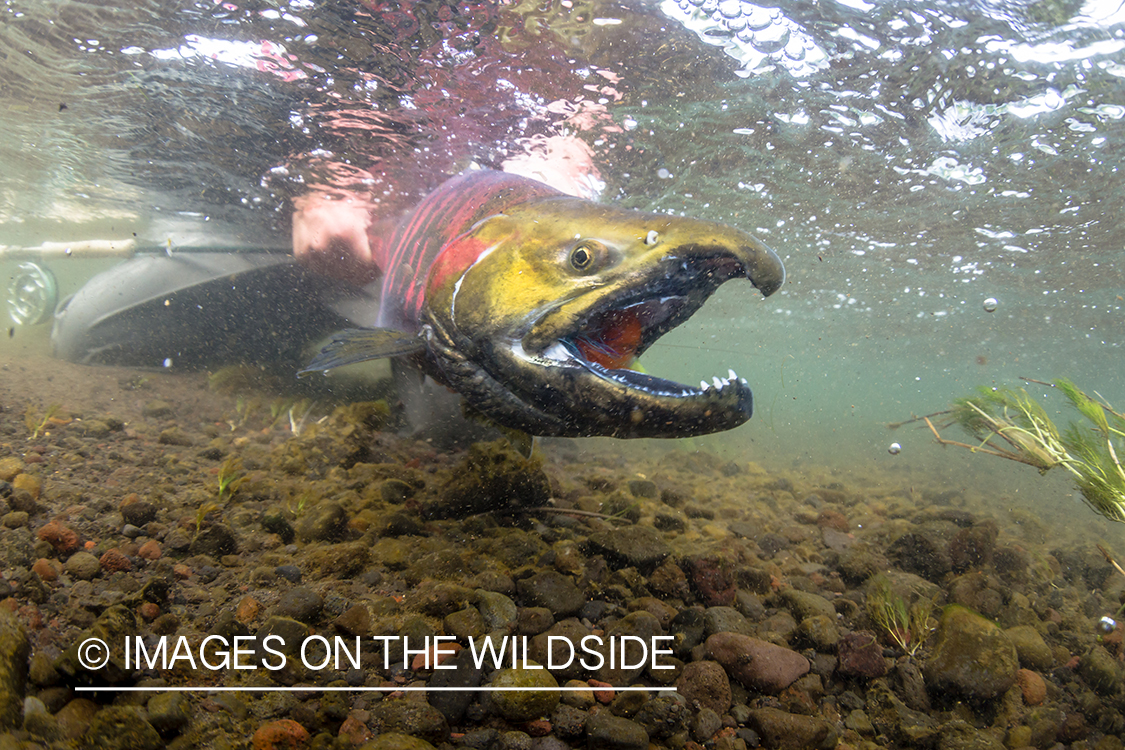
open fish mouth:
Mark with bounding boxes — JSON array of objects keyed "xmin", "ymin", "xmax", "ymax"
[
  {"xmin": 479, "ymin": 247, "xmax": 780, "ymax": 439},
  {"xmin": 544, "ymin": 297, "xmax": 751, "ymax": 403}
]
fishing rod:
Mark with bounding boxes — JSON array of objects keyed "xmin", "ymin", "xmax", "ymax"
[{"xmin": 1, "ymin": 240, "xmax": 289, "ymax": 326}]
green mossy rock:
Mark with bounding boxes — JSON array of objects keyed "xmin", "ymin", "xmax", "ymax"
[
  {"xmin": 82, "ymin": 706, "xmax": 161, "ymax": 750},
  {"xmin": 0, "ymin": 611, "xmax": 29, "ymax": 730},
  {"xmin": 490, "ymin": 663, "xmax": 560, "ymax": 722},
  {"xmin": 430, "ymin": 440, "xmax": 551, "ymax": 518},
  {"xmin": 370, "ymin": 700, "xmax": 449, "ymax": 745},
  {"xmin": 924, "ymin": 605, "xmax": 1017, "ymax": 701},
  {"xmin": 358, "ymin": 733, "xmax": 436, "ymax": 750}
]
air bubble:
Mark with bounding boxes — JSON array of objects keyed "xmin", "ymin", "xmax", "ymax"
[
  {"xmin": 718, "ymin": 0, "xmax": 743, "ymax": 18},
  {"xmin": 745, "ymin": 6, "xmax": 772, "ymax": 30},
  {"xmin": 983, "ymin": 297, "xmax": 999, "ymax": 312},
  {"xmin": 754, "ymin": 25, "xmax": 790, "ymax": 54},
  {"xmin": 888, "ymin": 443, "xmax": 902, "ymax": 455},
  {"xmin": 784, "ymin": 37, "xmax": 806, "ymax": 61}
]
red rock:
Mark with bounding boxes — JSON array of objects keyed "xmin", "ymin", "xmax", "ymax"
[
  {"xmin": 251, "ymin": 719, "xmax": 310, "ymax": 750},
  {"xmin": 173, "ymin": 564, "xmax": 192, "ymax": 579},
  {"xmin": 19, "ymin": 604, "xmax": 42, "ymax": 629},
  {"xmin": 36, "ymin": 521, "xmax": 80, "ymax": 553},
  {"xmin": 138, "ymin": 602, "xmax": 161, "ymax": 622},
  {"xmin": 816, "ymin": 509, "xmax": 849, "ymax": 532},
  {"xmin": 137, "ymin": 540, "xmax": 161, "ymax": 560},
  {"xmin": 706, "ymin": 632, "xmax": 810, "ymax": 693},
  {"xmin": 1016, "ymin": 668, "xmax": 1046, "ymax": 705},
  {"xmin": 31, "ymin": 558, "xmax": 58, "ymax": 582},
  {"xmin": 99, "ymin": 548, "xmax": 132, "ymax": 573},
  {"xmin": 687, "ymin": 557, "xmax": 736, "ymax": 606},
  {"xmin": 337, "ymin": 714, "xmax": 371, "ymax": 745},
  {"xmin": 237, "ymin": 596, "xmax": 261, "ymax": 624},
  {"xmin": 588, "ymin": 679, "xmax": 615, "ymax": 704},
  {"xmin": 523, "ymin": 719, "xmax": 551, "ymax": 736},
  {"xmin": 836, "ymin": 631, "xmax": 888, "ymax": 680}
]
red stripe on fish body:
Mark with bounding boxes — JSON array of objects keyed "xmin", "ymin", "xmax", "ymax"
[{"xmin": 375, "ymin": 170, "xmax": 563, "ymax": 331}]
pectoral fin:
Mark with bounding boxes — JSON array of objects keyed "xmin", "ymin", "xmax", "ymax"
[
  {"xmin": 299, "ymin": 328, "xmax": 425, "ymax": 376},
  {"xmin": 498, "ymin": 425, "xmax": 536, "ymax": 460}
]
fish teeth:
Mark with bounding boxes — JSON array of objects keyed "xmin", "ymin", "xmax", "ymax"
[{"xmin": 701, "ymin": 374, "xmax": 744, "ymax": 393}]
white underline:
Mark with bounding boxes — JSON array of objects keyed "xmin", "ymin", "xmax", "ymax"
[{"xmin": 76, "ymin": 686, "xmax": 677, "ymax": 693}]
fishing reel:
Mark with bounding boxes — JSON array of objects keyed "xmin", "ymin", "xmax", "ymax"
[
  {"xmin": 7, "ymin": 261, "xmax": 58, "ymax": 326},
  {"xmin": 2, "ymin": 239, "xmax": 138, "ymax": 328}
]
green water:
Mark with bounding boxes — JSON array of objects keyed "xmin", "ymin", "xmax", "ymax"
[{"xmin": 1, "ymin": 0, "xmax": 1123, "ymax": 538}]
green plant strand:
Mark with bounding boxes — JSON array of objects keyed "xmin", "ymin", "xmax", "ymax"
[{"xmin": 932, "ymin": 379, "xmax": 1125, "ymax": 523}]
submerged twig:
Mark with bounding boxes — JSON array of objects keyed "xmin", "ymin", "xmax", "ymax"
[
  {"xmin": 527, "ymin": 507, "xmax": 635, "ymax": 523},
  {"xmin": 922, "ymin": 416, "xmax": 1042, "ymax": 465},
  {"xmin": 1097, "ymin": 544, "xmax": 1125, "ymax": 582},
  {"xmin": 886, "ymin": 410, "xmax": 951, "ymax": 430}
]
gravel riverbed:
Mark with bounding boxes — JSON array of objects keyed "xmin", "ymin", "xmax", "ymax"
[{"xmin": 0, "ymin": 353, "xmax": 1123, "ymax": 750}]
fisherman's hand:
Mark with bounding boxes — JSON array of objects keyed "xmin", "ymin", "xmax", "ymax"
[{"xmin": 292, "ymin": 190, "xmax": 378, "ymax": 281}]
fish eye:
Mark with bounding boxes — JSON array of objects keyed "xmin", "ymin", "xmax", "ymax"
[{"xmin": 569, "ymin": 241, "xmax": 599, "ymax": 271}]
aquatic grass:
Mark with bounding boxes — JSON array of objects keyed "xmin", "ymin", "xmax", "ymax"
[
  {"xmin": 865, "ymin": 573, "xmax": 933, "ymax": 657},
  {"xmin": 216, "ymin": 456, "xmax": 245, "ymax": 501},
  {"xmin": 24, "ymin": 403, "xmax": 62, "ymax": 439},
  {"xmin": 945, "ymin": 386, "xmax": 1075, "ymax": 473},
  {"xmin": 287, "ymin": 490, "xmax": 313, "ymax": 518},
  {"xmin": 270, "ymin": 397, "xmax": 296, "ymax": 429},
  {"xmin": 225, "ymin": 395, "xmax": 261, "ymax": 431},
  {"xmin": 193, "ymin": 500, "xmax": 221, "ymax": 541},
  {"xmin": 288, "ymin": 398, "xmax": 317, "ymax": 436},
  {"xmin": 906, "ymin": 378, "xmax": 1125, "ymax": 523}
]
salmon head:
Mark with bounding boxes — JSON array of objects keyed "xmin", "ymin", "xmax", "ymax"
[{"xmin": 415, "ymin": 195, "xmax": 785, "ymax": 438}]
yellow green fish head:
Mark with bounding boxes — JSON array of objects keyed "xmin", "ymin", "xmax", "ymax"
[{"xmin": 420, "ymin": 195, "xmax": 785, "ymax": 438}]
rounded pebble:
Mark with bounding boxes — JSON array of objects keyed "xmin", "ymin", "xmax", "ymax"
[{"xmin": 64, "ymin": 551, "xmax": 101, "ymax": 580}]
